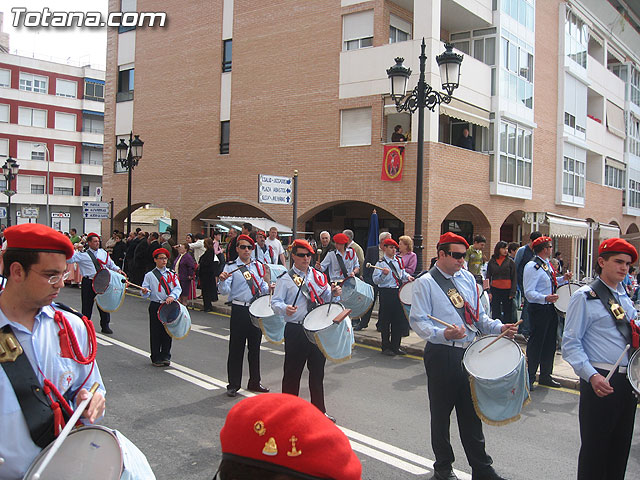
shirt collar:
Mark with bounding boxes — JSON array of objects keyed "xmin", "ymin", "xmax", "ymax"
[
  {"xmin": 0, "ymin": 300, "xmax": 53, "ymax": 333},
  {"xmin": 293, "ymin": 265, "xmax": 309, "ymax": 276}
]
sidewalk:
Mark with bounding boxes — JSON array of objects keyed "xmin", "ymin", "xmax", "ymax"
[{"xmin": 156, "ymin": 290, "xmax": 581, "ymax": 390}]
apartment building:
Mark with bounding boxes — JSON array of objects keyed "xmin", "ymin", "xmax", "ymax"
[
  {"xmin": 0, "ymin": 47, "xmax": 106, "ymax": 233},
  {"xmin": 103, "ymin": 0, "xmax": 640, "ymax": 277}
]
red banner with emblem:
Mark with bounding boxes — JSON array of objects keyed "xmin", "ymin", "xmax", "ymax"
[{"xmin": 381, "ymin": 145, "xmax": 404, "ymax": 182}]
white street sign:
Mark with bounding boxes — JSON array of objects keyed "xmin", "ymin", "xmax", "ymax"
[
  {"xmin": 21, "ymin": 206, "xmax": 39, "ymax": 218},
  {"xmin": 258, "ymin": 174, "xmax": 292, "ymax": 205},
  {"xmin": 83, "ymin": 201, "xmax": 110, "ymax": 219}
]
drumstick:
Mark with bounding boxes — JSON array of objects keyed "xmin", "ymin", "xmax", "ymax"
[
  {"xmin": 605, "ymin": 344, "xmax": 630, "ymax": 382},
  {"xmin": 427, "ymin": 314, "xmax": 456, "ymax": 329},
  {"xmin": 332, "ymin": 308, "xmax": 352, "ymax": 324},
  {"xmin": 32, "ymin": 382, "xmax": 101, "ymax": 480},
  {"xmin": 478, "ymin": 319, "xmax": 523, "ymax": 354},
  {"xmin": 366, "ymin": 262, "xmax": 386, "ymax": 271},
  {"xmin": 119, "ymin": 278, "xmax": 145, "ymax": 290}
]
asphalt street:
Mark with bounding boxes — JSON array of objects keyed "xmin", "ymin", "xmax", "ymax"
[{"xmin": 56, "ymin": 288, "xmax": 640, "ymax": 480}]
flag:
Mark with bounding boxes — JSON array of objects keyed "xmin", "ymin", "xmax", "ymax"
[
  {"xmin": 381, "ymin": 145, "xmax": 404, "ymax": 181},
  {"xmin": 367, "ymin": 209, "xmax": 379, "ymax": 248}
]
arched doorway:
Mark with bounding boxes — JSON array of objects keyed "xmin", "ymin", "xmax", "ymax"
[
  {"xmin": 626, "ymin": 223, "xmax": 639, "ymax": 234},
  {"xmin": 113, "ymin": 202, "xmax": 173, "ymax": 235},
  {"xmin": 440, "ymin": 204, "xmax": 491, "ymax": 246},
  {"xmin": 499, "ymin": 210, "xmax": 526, "ymax": 244},
  {"xmin": 192, "ymin": 201, "xmax": 274, "ymax": 238}
]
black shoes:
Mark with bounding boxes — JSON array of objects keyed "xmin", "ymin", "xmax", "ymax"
[
  {"xmin": 162, "ymin": 360, "xmax": 171, "ymax": 366},
  {"xmin": 324, "ymin": 413, "xmax": 336, "ymax": 423},
  {"xmin": 472, "ymin": 467, "xmax": 508, "ymax": 480},
  {"xmin": 247, "ymin": 383, "xmax": 270, "ymax": 393},
  {"xmin": 538, "ymin": 377, "xmax": 561, "ymax": 388},
  {"xmin": 394, "ymin": 348, "xmax": 408, "ymax": 356},
  {"xmin": 226, "ymin": 388, "xmax": 239, "ymax": 397},
  {"xmin": 381, "ymin": 349, "xmax": 395, "ymax": 356},
  {"xmin": 433, "ymin": 471, "xmax": 458, "ymax": 480},
  {"xmin": 101, "ymin": 327, "xmax": 113, "ymax": 334}
]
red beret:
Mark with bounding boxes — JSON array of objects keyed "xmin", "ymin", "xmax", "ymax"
[
  {"xmin": 532, "ymin": 236, "xmax": 552, "ymax": 249},
  {"xmin": 87, "ymin": 232, "xmax": 100, "ymax": 240},
  {"xmin": 256, "ymin": 230, "xmax": 266, "ymax": 237},
  {"xmin": 220, "ymin": 393, "xmax": 361, "ymax": 480},
  {"xmin": 3, "ymin": 224, "xmax": 74, "ymax": 259},
  {"xmin": 382, "ymin": 238, "xmax": 399, "ymax": 248},
  {"xmin": 437, "ymin": 232, "xmax": 469, "ymax": 249},
  {"xmin": 599, "ymin": 238, "xmax": 638, "ymax": 263},
  {"xmin": 333, "ymin": 233, "xmax": 350, "ymax": 245},
  {"xmin": 291, "ymin": 239, "xmax": 315, "ymax": 254},
  {"xmin": 237, "ymin": 234, "xmax": 255, "ymax": 247},
  {"xmin": 153, "ymin": 248, "xmax": 170, "ymax": 259}
]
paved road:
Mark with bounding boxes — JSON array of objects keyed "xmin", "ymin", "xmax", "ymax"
[{"xmin": 57, "ymin": 288, "xmax": 640, "ymax": 480}]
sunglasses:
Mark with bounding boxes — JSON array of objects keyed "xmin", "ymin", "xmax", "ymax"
[
  {"xmin": 238, "ymin": 244, "xmax": 254, "ymax": 250},
  {"xmin": 446, "ymin": 251, "xmax": 466, "ymax": 260},
  {"xmin": 294, "ymin": 252, "xmax": 313, "ymax": 258}
]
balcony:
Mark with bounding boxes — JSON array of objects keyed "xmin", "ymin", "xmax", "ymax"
[
  {"xmin": 585, "ymin": 116, "xmax": 624, "ymax": 158},
  {"xmin": 10, "ymin": 193, "xmax": 101, "ymax": 207},
  {"xmin": 587, "ymin": 56, "xmax": 625, "ymax": 106}
]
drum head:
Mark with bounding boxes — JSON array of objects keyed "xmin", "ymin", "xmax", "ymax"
[
  {"xmin": 555, "ymin": 282, "xmax": 581, "ymax": 313},
  {"xmin": 158, "ymin": 301, "xmax": 181, "ymax": 324},
  {"xmin": 249, "ymin": 295, "xmax": 275, "ymax": 318},
  {"xmin": 304, "ymin": 303, "xmax": 345, "ymax": 331},
  {"xmin": 24, "ymin": 426, "xmax": 123, "ymax": 480},
  {"xmin": 92, "ymin": 269, "xmax": 111, "ymax": 294},
  {"xmin": 463, "ymin": 336, "xmax": 523, "ymax": 380},
  {"xmin": 628, "ymin": 349, "xmax": 640, "ymax": 395},
  {"xmin": 398, "ymin": 281, "xmax": 413, "ymax": 305}
]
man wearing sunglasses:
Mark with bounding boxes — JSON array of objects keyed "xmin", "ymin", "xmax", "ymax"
[
  {"xmin": 409, "ymin": 232, "xmax": 517, "ymax": 480},
  {"xmin": 271, "ymin": 239, "xmax": 342, "ymax": 422},
  {"xmin": 218, "ymin": 234, "xmax": 271, "ymax": 397}
]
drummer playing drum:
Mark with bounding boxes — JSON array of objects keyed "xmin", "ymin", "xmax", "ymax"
[
  {"xmin": 562, "ymin": 238, "xmax": 639, "ymax": 480},
  {"xmin": 0, "ymin": 224, "xmax": 105, "ymax": 479},
  {"xmin": 409, "ymin": 232, "xmax": 517, "ymax": 480},
  {"xmin": 271, "ymin": 239, "xmax": 342, "ymax": 423}
]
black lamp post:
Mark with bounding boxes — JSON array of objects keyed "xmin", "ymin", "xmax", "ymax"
[
  {"xmin": 116, "ymin": 133, "xmax": 144, "ymax": 236},
  {"xmin": 2, "ymin": 157, "xmax": 20, "ymax": 227},
  {"xmin": 387, "ymin": 39, "xmax": 463, "ymax": 270}
]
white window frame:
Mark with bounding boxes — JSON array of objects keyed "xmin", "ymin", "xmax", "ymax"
[
  {"xmin": 500, "ymin": 34, "xmax": 534, "ymax": 109},
  {"xmin": 0, "ymin": 104, "xmax": 8, "ymax": 123},
  {"xmin": 17, "ymin": 175, "xmax": 45, "ymax": 195},
  {"xmin": 563, "ymin": 154, "xmax": 586, "ymax": 200},
  {"xmin": 0, "ymin": 69, "xmax": 10, "ymax": 88},
  {"xmin": 604, "ymin": 164, "xmax": 625, "ymax": 189},
  {"xmin": 53, "ymin": 177, "xmax": 75, "ymax": 196},
  {"xmin": 389, "ymin": 14, "xmax": 412, "ymax": 44},
  {"xmin": 565, "ymin": 10, "xmax": 588, "ymax": 69},
  {"xmin": 630, "ymin": 67, "xmax": 640, "ymax": 109},
  {"xmin": 82, "ymin": 147, "xmax": 103, "ymax": 165},
  {"xmin": 55, "ymin": 79, "xmax": 77, "ymax": 98},
  {"xmin": 19, "ymin": 72, "xmax": 48, "ymax": 93},
  {"xmin": 0, "ymin": 138, "xmax": 9, "ymax": 159},
  {"xmin": 343, "ymin": 10, "xmax": 374, "ymax": 51},
  {"xmin": 629, "ymin": 115, "xmax": 640, "ymax": 158},
  {"xmin": 17, "ymin": 141, "xmax": 46, "ymax": 161},
  {"xmin": 54, "ymin": 112, "xmax": 77, "ymax": 132},
  {"xmin": 53, "ymin": 145, "xmax": 76, "ymax": 164},
  {"xmin": 629, "ymin": 178, "xmax": 640, "ymax": 209},
  {"xmin": 498, "ymin": 121, "xmax": 532, "ymax": 188},
  {"xmin": 18, "ymin": 107, "xmax": 47, "ymax": 128},
  {"xmin": 340, "ymin": 107, "xmax": 372, "ymax": 147}
]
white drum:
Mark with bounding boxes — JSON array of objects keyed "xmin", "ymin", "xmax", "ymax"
[
  {"xmin": 628, "ymin": 348, "xmax": 640, "ymax": 395},
  {"xmin": 398, "ymin": 281, "xmax": 413, "ymax": 320},
  {"xmin": 463, "ymin": 336, "xmax": 523, "ymax": 380},
  {"xmin": 249, "ymin": 294, "xmax": 285, "ymax": 344},
  {"xmin": 303, "ymin": 303, "xmax": 353, "ymax": 363},
  {"xmin": 555, "ymin": 282, "xmax": 581, "ymax": 314}
]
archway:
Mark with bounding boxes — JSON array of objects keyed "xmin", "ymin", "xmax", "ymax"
[
  {"xmin": 113, "ymin": 202, "xmax": 174, "ymax": 235},
  {"xmin": 440, "ymin": 204, "xmax": 491, "ymax": 246},
  {"xmin": 192, "ymin": 201, "xmax": 274, "ymax": 237},
  {"xmin": 627, "ymin": 223, "xmax": 639, "ymax": 234},
  {"xmin": 498, "ymin": 210, "xmax": 526, "ymax": 244}
]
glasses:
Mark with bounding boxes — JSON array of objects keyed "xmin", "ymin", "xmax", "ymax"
[
  {"xmin": 294, "ymin": 252, "xmax": 313, "ymax": 258},
  {"xmin": 156, "ymin": 256, "xmax": 168, "ymax": 260},
  {"xmin": 33, "ymin": 270, "xmax": 71, "ymax": 284},
  {"xmin": 238, "ymin": 244, "xmax": 254, "ymax": 250},
  {"xmin": 446, "ymin": 251, "xmax": 466, "ymax": 260}
]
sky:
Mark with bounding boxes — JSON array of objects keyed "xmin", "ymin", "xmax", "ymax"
[{"xmin": 1, "ymin": 1, "xmax": 108, "ymax": 69}]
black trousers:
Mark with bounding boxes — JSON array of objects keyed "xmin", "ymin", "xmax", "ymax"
[
  {"xmin": 378, "ymin": 287, "xmax": 408, "ymax": 351},
  {"xmin": 227, "ymin": 305, "xmax": 262, "ymax": 391},
  {"xmin": 489, "ymin": 287, "xmax": 513, "ymax": 323},
  {"xmin": 200, "ymin": 276, "xmax": 218, "ymax": 310},
  {"xmin": 282, "ymin": 322, "xmax": 326, "ymax": 413},
  {"xmin": 357, "ymin": 283, "xmax": 378, "ymax": 328},
  {"xmin": 149, "ymin": 301, "xmax": 172, "ymax": 363},
  {"xmin": 423, "ymin": 343, "xmax": 493, "ymax": 474},
  {"xmin": 526, "ymin": 303, "xmax": 558, "ymax": 380},
  {"xmin": 81, "ymin": 276, "xmax": 110, "ymax": 329},
  {"xmin": 577, "ymin": 370, "xmax": 637, "ymax": 480}
]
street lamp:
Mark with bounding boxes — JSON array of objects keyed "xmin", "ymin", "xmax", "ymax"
[
  {"xmin": 116, "ymin": 132, "xmax": 144, "ymax": 236},
  {"xmin": 2, "ymin": 157, "xmax": 20, "ymax": 227},
  {"xmin": 387, "ymin": 39, "xmax": 463, "ymax": 270}
]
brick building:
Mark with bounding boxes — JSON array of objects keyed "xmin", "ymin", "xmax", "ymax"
[{"xmin": 103, "ymin": 0, "xmax": 640, "ymax": 278}]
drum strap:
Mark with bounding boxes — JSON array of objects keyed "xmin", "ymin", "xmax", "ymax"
[
  {"xmin": 429, "ymin": 267, "xmax": 480, "ymax": 331},
  {"xmin": 588, "ymin": 278, "xmax": 635, "ymax": 351},
  {"xmin": 152, "ymin": 268, "xmax": 171, "ymax": 296},
  {"xmin": 238, "ymin": 264, "xmax": 260, "ymax": 301},
  {"xmin": 0, "ymin": 325, "xmax": 58, "ymax": 448},
  {"xmin": 384, "ymin": 258, "xmax": 401, "ymax": 286},
  {"xmin": 86, "ymin": 249, "xmax": 103, "ymax": 274},
  {"xmin": 288, "ymin": 269, "xmax": 315, "ymax": 311},
  {"xmin": 533, "ymin": 257, "xmax": 557, "ymax": 293},
  {"xmin": 335, "ymin": 252, "xmax": 349, "ymax": 279}
]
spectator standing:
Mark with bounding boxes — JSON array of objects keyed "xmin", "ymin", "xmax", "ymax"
[
  {"xmin": 391, "ymin": 124, "xmax": 407, "ymax": 142},
  {"xmin": 343, "ymin": 229, "xmax": 365, "ymax": 277},
  {"xmin": 189, "ymin": 233, "xmax": 206, "ymax": 263},
  {"xmin": 174, "ymin": 242, "xmax": 197, "ymax": 304},
  {"xmin": 456, "ymin": 127, "xmax": 475, "ymax": 150},
  {"xmin": 265, "ymin": 226, "xmax": 286, "ymax": 265},
  {"xmin": 465, "ymin": 234, "xmax": 486, "ymax": 283},
  {"xmin": 112, "ymin": 233, "xmax": 127, "ymax": 268},
  {"xmin": 316, "ymin": 230, "xmax": 334, "ymax": 263},
  {"xmin": 515, "ymin": 231, "xmax": 542, "ymax": 339},
  {"xmin": 554, "ymin": 251, "xmax": 564, "ymax": 274},
  {"xmin": 486, "ymin": 241, "xmax": 516, "ymax": 323},
  {"xmin": 68, "ymin": 228, "xmax": 81, "ymax": 245},
  {"xmin": 199, "ymin": 237, "xmax": 220, "ymax": 311},
  {"xmin": 398, "ymin": 235, "xmax": 418, "ymax": 275},
  {"xmin": 104, "ymin": 230, "xmax": 119, "ymax": 254},
  {"xmin": 226, "ymin": 228, "xmax": 239, "ymax": 263},
  {"xmin": 357, "ymin": 231, "xmax": 391, "ymax": 331}
]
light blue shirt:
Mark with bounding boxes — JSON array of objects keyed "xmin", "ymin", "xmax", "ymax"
[
  {"xmin": 253, "ymin": 244, "xmax": 275, "ymax": 264},
  {"xmin": 562, "ymin": 281, "xmax": 636, "ymax": 382},
  {"xmin": 67, "ymin": 247, "xmax": 119, "ymax": 278},
  {"xmin": 141, "ymin": 267, "xmax": 182, "ymax": 303},
  {"xmin": 319, "ymin": 249, "xmax": 359, "ymax": 281},
  {"xmin": 523, "ymin": 256, "xmax": 567, "ymax": 304},
  {"xmin": 272, "ymin": 266, "xmax": 335, "ymax": 324},
  {"xmin": 372, "ymin": 255, "xmax": 411, "ymax": 288},
  {"xmin": 0, "ymin": 302, "xmax": 105, "ymax": 479},
  {"xmin": 218, "ymin": 258, "xmax": 269, "ymax": 302},
  {"xmin": 409, "ymin": 266, "xmax": 502, "ymax": 345}
]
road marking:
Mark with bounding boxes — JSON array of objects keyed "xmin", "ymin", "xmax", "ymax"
[
  {"xmin": 96, "ymin": 337, "xmax": 113, "ymax": 346},
  {"xmin": 190, "ymin": 324, "xmax": 230, "ymax": 340},
  {"xmin": 348, "ymin": 440, "xmax": 429, "ymax": 475},
  {"xmin": 166, "ymin": 369, "xmax": 220, "ymax": 390}
]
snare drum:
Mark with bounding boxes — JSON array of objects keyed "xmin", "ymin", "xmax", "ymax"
[
  {"xmin": 303, "ymin": 303, "xmax": 354, "ymax": 363},
  {"xmin": 157, "ymin": 301, "xmax": 191, "ymax": 339},
  {"xmin": 554, "ymin": 282, "xmax": 582, "ymax": 314},
  {"xmin": 462, "ymin": 336, "xmax": 530, "ymax": 425},
  {"xmin": 92, "ymin": 269, "xmax": 127, "ymax": 313},
  {"xmin": 264, "ymin": 264, "xmax": 287, "ymax": 284},
  {"xmin": 398, "ymin": 281, "xmax": 413, "ymax": 320},
  {"xmin": 628, "ymin": 348, "xmax": 640, "ymax": 395},
  {"xmin": 249, "ymin": 294, "xmax": 285, "ymax": 344},
  {"xmin": 340, "ymin": 277, "xmax": 374, "ymax": 319}
]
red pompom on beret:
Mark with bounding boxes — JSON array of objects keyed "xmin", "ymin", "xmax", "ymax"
[
  {"xmin": 291, "ymin": 239, "xmax": 315, "ymax": 254},
  {"xmin": 333, "ymin": 233, "xmax": 350, "ymax": 245},
  {"xmin": 220, "ymin": 393, "xmax": 362, "ymax": 480},
  {"xmin": 437, "ymin": 232, "xmax": 469, "ymax": 248},
  {"xmin": 382, "ymin": 238, "xmax": 399, "ymax": 248},
  {"xmin": 237, "ymin": 234, "xmax": 255, "ymax": 247},
  {"xmin": 3, "ymin": 224, "xmax": 75, "ymax": 259},
  {"xmin": 531, "ymin": 236, "xmax": 552, "ymax": 249},
  {"xmin": 599, "ymin": 238, "xmax": 637, "ymax": 263},
  {"xmin": 153, "ymin": 248, "xmax": 170, "ymax": 259}
]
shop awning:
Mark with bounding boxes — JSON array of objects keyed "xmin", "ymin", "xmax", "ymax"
[
  {"xmin": 546, "ymin": 213, "xmax": 589, "ymax": 238},
  {"xmin": 439, "ymin": 98, "xmax": 490, "ymax": 128},
  {"xmin": 597, "ymin": 222, "xmax": 620, "ymax": 240},
  {"xmin": 200, "ymin": 216, "xmax": 313, "ymax": 236}
]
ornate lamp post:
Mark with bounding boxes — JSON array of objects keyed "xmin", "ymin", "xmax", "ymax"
[
  {"xmin": 387, "ymin": 40, "xmax": 463, "ymax": 270},
  {"xmin": 2, "ymin": 157, "xmax": 20, "ymax": 227},
  {"xmin": 116, "ymin": 133, "xmax": 144, "ymax": 236}
]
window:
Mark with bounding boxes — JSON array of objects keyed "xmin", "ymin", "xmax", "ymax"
[
  {"xmin": 53, "ymin": 177, "xmax": 75, "ymax": 196},
  {"xmin": 220, "ymin": 121, "xmax": 230, "ymax": 154},
  {"xmin": 500, "ymin": 34, "xmax": 533, "ymax": 108},
  {"xmin": 0, "ymin": 104, "xmax": 8, "ymax": 123},
  {"xmin": 629, "ymin": 179, "xmax": 640, "ymax": 209},
  {"xmin": 85, "ymin": 80, "xmax": 105, "ymax": 102},
  {"xmin": 222, "ymin": 39, "xmax": 232, "ymax": 72},
  {"xmin": 118, "ymin": 0, "xmax": 137, "ymax": 33},
  {"xmin": 18, "ymin": 107, "xmax": 47, "ymax": 128},
  {"xmin": 55, "ymin": 112, "xmax": 77, "ymax": 131},
  {"xmin": 340, "ymin": 107, "xmax": 371, "ymax": 146},
  {"xmin": 563, "ymin": 155, "xmax": 585, "ymax": 199},
  {"xmin": 82, "ymin": 148, "xmax": 103, "ymax": 165},
  {"xmin": 453, "ymin": 28, "xmax": 496, "ymax": 66},
  {"xmin": 17, "ymin": 141, "xmax": 46, "ymax": 161},
  {"xmin": 631, "ymin": 67, "xmax": 640, "ymax": 109},
  {"xmin": 56, "ymin": 79, "xmax": 77, "ymax": 98},
  {"xmin": 630, "ymin": 116, "xmax": 640, "ymax": 157},
  {"xmin": 19, "ymin": 72, "xmax": 48, "ymax": 93},
  {"xmin": 498, "ymin": 121, "xmax": 531, "ymax": 187},
  {"xmin": 83, "ymin": 115, "xmax": 104, "ymax": 134},
  {"xmin": 0, "ymin": 138, "xmax": 9, "ymax": 160},
  {"xmin": 564, "ymin": 73, "xmax": 587, "ymax": 138},
  {"xmin": 565, "ymin": 10, "xmax": 588, "ymax": 68},
  {"xmin": 605, "ymin": 164, "xmax": 625, "ymax": 189},
  {"xmin": 343, "ymin": 11, "xmax": 373, "ymax": 51},
  {"xmin": 17, "ymin": 175, "xmax": 45, "ymax": 195},
  {"xmin": 0, "ymin": 69, "xmax": 10, "ymax": 87},
  {"xmin": 389, "ymin": 15, "xmax": 411, "ymax": 44},
  {"xmin": 502, "ymin": 0, "xmax": 534, "ymax": 30},
  {"xmin": 54, "ymin": 145, "xmax": 75, "ymax": 164},
  {"xmin": 117, "ymin": 68, "xmax": 134, "ymax": 102},
  {"xmin": 82, "ymin": 181, "xmax": 101, "ymax": 197}
]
